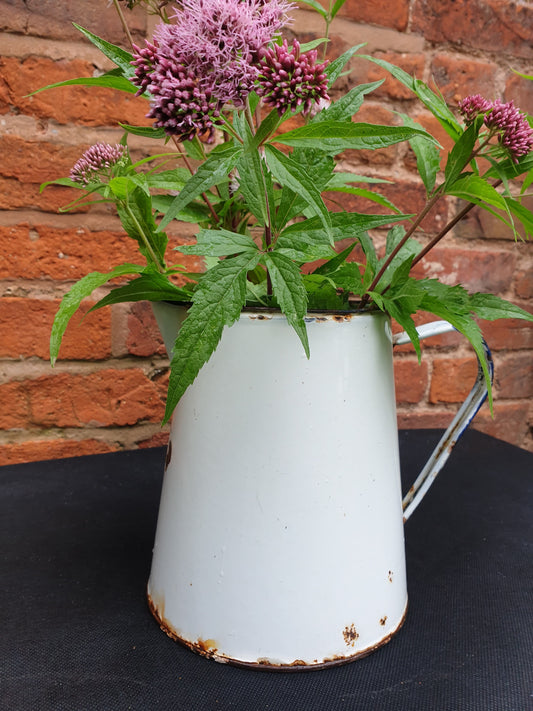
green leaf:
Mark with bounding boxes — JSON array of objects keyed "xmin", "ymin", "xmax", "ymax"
[
  {"xmin": 303, "ymin": 274, "xmax": 347, "ymax": 310},
  {"xmin": 236, "ymin": 122, "xmax": 272, "ymax": 225},
  {"xmin": 263, "ymin": 251, "xmax": 310, "ymax": 357},
  {"xmin": 74, "ymin": 24, "xmax": 135, "ymax": 77},
  {"xmin": 90, "ymin": 272, "xmax": 191, "ymax": 310},
  {"xmin": 164, "ymin": 250, "xmax": 260, "ymax": 422},
  {"xmin": 358, "ymin": 56, "xmax": 462, "ymax": 140},
  {"xmin": 275, "ymin": 121, "xmax": 436, "ymax": 154},
  {"xmin": 50, "ymin": 264, "xmax": 145, "ymax": 365},
  {"xmin": 265, "ymin": 145, "xmax": 333, "ymax": 242},
  {"xmin": 116, "ymin": 186, "xmax": 168, "ymax": 265},
  {"xmin": 325, "ymin": 262, "xmax": 364, "ymax": 296},
  {"xmin": 446, "ymin": 175, "xmax": 508, "ymax": 212},
  {"xmin": 330, "ymin": 0, "xmax": 349, "ymax": 18},
  {"xmin": 326, "ymin": 44, "xmax": 366, "ymax": 87},
  {"xmin": 313, "ymin": 81, "xmax": 384, "ymax": 123},
  {"xmin": 158, "ymin": 144, "xmax": 243, "ymax": 230},
  {"xmin": 152, "ymin": 195, "xmax": 211, "ymax": 223},
  {"xmin": 399, "ymin": 113, "xmax": 441, "ymax": 196},
  {"xmin": 443, "ymin": 119, "xmax": 482, "ymax": 188},
  {"xmin": 29, "ymin": 73, "xmax": 137, "ymax": 95},
  {"xmin": 312, "ymin": 242, "xmax": 356, "ymax": 276},
  {"xmin": 120, "ymin": 124, "xmax": 167, "ymax": 139},
  {"xmin": 179, "ymin": 228, "xmax": 259, "ymax": 257},
  {"xmin": 469, "ymin": 293, "xmax": 533, "ymax": 322},
  {"xmin": 504, "ymin": 196, "xmax": 533, "ymax": 239},
  {"xmin": 296, "ymin": 0, "xmax": 328, "ymax": 17}
]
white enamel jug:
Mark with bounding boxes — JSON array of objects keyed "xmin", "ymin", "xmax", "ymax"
[{"xmin": 147, "ymin": 303, "xmax": 491, "ymax": 669}]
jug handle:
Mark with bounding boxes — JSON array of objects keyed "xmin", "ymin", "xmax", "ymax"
[{"xmin": 393, "ymin": 320, "xmax": 494, "ymax": 522}]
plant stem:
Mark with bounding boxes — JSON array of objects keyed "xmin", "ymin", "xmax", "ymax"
[
  {"xmin": 359, "ymin": 188, "xmax": 443, "ymax": 307},
  {"xmin": 113, "ymin": 0, "xmax": 134, "ymax": 49},
  {"xmin": 124, "ymin": 202, "xmax": 166, "ymax": 273},
  {"xmin": 171, "ymin": 137, "xmax": 220, "ymax": 224}
]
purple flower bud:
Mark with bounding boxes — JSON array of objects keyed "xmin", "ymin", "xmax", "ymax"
[
  {"xmin": 485, "ymin": 99, "xmax": 533, "ymax": 163},
  {"xmin": 257, "ymin": 39, "xmax": 330, "ymax": 116},
  {"xmin": 70, "ymin": 143, "xmax": 128, "ymax": 185},
  {"xmin": 458, "ymin": 94, "xmax": 493, "ymax": 124}
]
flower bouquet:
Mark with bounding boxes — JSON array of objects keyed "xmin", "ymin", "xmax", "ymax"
[{"xmin": 38, "ymin": 0, "xmax": 533, "ymax": 424}]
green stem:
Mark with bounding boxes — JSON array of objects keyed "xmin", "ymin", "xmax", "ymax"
[{"xmin": 124, "ymin": 201, "xmax": 166, "ymax": 273}]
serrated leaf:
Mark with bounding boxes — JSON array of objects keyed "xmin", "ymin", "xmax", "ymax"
[
  {"xmin": 116, "ymin": 187, "xmax": 168, "ymax": 264},
  {"xmin": 275, "ymin": 121, "xmax": 436, "ymax": 154},
  {"xmin": 74, "ymin": 24, "xmax": 134, "ymax": 77},
  {"xmin": 158, "ymin": 144, "xmax": 243, "ymax": 230},
  {"xmin": 469, "ymin": 293, "xmax": 533, "ymax": 321},
  {"xmin": 443, "ymin": 119, "xmax": 482, "ymax": 188},
  {"xmin": 179, "ymin": 228, "xmax": 258, "ymax": 257},
  {"xmin": 446, "ymin": 175, "xmax": 508, "ymax": 212},
  {"xmin": 265, "ymin": 145, "xmax": 333, "ymax": 242},
  {"xmin": 263, "ymin": 251, "xmax": 310, "ymax": 356},
  {"xmin": 164, "ymin": 250, "xmax": 260, "ymax": 422},
  {"xmin": 50, "ymin": 264, "xmax": 145, "ymax": 364},
  {"xmin": 120, "ymin": 124, "xmax": 167, "ymax": 139},
  {"xmin": 303, "ymin": 274, "xmax": 347, "ymax": 309}
]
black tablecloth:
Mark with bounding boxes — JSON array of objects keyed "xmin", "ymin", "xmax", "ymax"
[{"xmin": 1, "ymin": 429, "xmax": 532, "ymax": 710}]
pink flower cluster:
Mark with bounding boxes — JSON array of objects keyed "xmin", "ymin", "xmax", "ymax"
[
  {"xmin": 131, "ymin": 0, "xmax": 293, "ymax": 141},
  {"xmin": 70, "ymin": 143, "xmax": 127, "ymax": 185},
  {"xmin": 257, "ymin": 39, "xmax": 329, "ymax": 116},
  {"xmin": 459, "ymin": 95, "xmax": 533, "ymax": 163}
]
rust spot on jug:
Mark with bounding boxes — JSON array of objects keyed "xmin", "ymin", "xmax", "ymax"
[
  {"xmin": 342, "ymin": 624, "xmax": 359, "ymax": 647},
  {"xmin": 388, "ymin": 570, "xmax": 394, "ymax": 583},
  {"xmin": 380, "ymin": 616, "xmax": 388, "ymax": 626}
]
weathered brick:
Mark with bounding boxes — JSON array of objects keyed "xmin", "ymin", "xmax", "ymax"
[
  {"xmin": 0, "ymin": 224, "xmax": 202, "ymax": 281},
  {"xmin": 454, "ymin": 197, "xmax": 533, "ymax": 241},
  {"xmin": 0, "ymin": 56, "xmax": 149, "ymax": 127},
  {"xmin": 0, "ymin": 298, "xmax": 112, "ymax": 360},
  {"xmin": 0, "ymin": 0, "xmax": 148, "ymax": 45},
  {"xmin": 394, "ymin": 357, "xmax": 428, "ymax": 404},
  {"xmin": 429, "ymin": 54, "xmax": 498, "ymax": 107},
  {"xmin": 126, "ymin": 302, "xmax": 167, "ymax": 358},
  {"xmin": 430, "ymin": 355, "xmax": 479, "ymax": 403},
  {"xmin": 412, "ymin": 0, "xmax": 533, "ymax": 59},
  {"xmin": 0, "ymin": 438, "xmax": 116, "ymax": 466},
  {"xmin": 28, "ymin": 368, "xmax": 166, "ymax": 427},
  {"xmin": 403, "ymin": 110, "xmax": 455, "ymax": 173},
  {"xmin": 473, "ymin": 401, "xmax": 532, "ymax": 451},
  {"xmin": 137, "ymin": 430, "xmax": 170, "ymax": 449},
  {"xmin": 339, "ymin": 0, "xmax": 410, "ymax": 32},
  {"xmin": 349, "ymin": 52, "xmax": 427, "ymax": 102},
  {"xmin": 494, "ymin": 352, "xmax": 533, "ymax": 399},
  {"xmin": 479, "ymin": 317, "xmax": 533, "ymax": 351},
  {"xmin": 412, "ymin": 245, "xmax": 517, "ymax": 295},
  {"xmin": 515, "ymin": 270, "xmax": 533, "ymax": 300},
  {"xmin": 504, "ymin": 72, "xmax": 533, "ymax": 114},
  {"xmin": 0, "ymin": 382, "xmax": 30, "ymax": 430}
]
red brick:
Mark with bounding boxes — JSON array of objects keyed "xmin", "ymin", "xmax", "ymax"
[
  {"xmin": 430, "ymin": 355, "xmax": 478, "ymax": 403},
  {"xmin": 0, "ymin": 135, "xmax": 88, "ymax": 187},
  {"xmin": 0, "ymin": 56, "xmax": 149, "ymax": 127},
  {"xmin": 412, "ymin": 0, "xmax": 533, "ymax": 59},
  {"xmin": 0, "ymin": 382, "xmax": 30, "ymax": 430},
  {"xmin": 0, "ymin": 224, "xmax": 202, "ymax": 281},
  {"xmin": 0, "ymin": 177, "xmax": 80, "ymax": 213},
  {"xmin": 127, "ymin": 302, "xmax": 167, "ymax": 357},
  {"xmin": 504, "ymin": 72, "xmax": 533, "ymax": 115},
  {"xmin": 479, "ymin": 317, "xmax": 533, "ymax": 351},
  {"xmin": 0, "ymin": 298, "xmax": 112, "ymax": 360},
  {"xmin": 137, "ymin": 431, "xmax": 170, "ymax": 449},
  {"xmin": 453, "ymin": 197, "xmax": 533, "ymax": 241},
  {"xmin": 394, "ymin": 357, "xmax": 428, "ymax": 404},
  {"xmin": 350, "ymin": 52, "xmax": 427, "ymax": 102},
  {"xmin": 429, "ymin": 54, "xmax": 498, "ymax": 107},
  {"xmin": 494, "ymin": 353, "xmax": 533, "ymax": 399},
  {"xmin": 473, "ymin": 401, "xmax": 532, "ymax": 451},
  {"xmin": 28, "ymin": 368, "xmax": 166, "ymax": 427},
  {"xmin": 339, "ymin": 0, "xmax": 410, "ymax": 31},
  {"xmin": 411, "ymin": 245, "xmax": 517, "ymax": 295},
  {"xmin": 0, "ymin": 0, "xmax": 148, "ymax": 45},
  {"xmin": 515, "ymin": 270, "xmax": 533, "ymax": 300},
  {"xmin": 0, "ymin": 438, "xmax": 116, "ymax": 466},
  {"xmin": 397, "ymin": 408, "xmax": 460, "ymax": 431},
  {"xmin": 403, "ymin": 110, "xmax": 455, "ymax": 173}
]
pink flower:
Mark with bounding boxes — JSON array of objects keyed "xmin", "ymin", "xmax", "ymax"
[
  {"xmin": 70, "ymin": 143, "xmax": 128, "ymax": 185},
  {"xmin": 257, "ymin": 39, "xmax": 329, "ymax": 116},
  {"xmin": 485, "ymin": 99, "xmax": 533, "ymax": 163},
  {"xmin": 131, "ymin": 0, "xmax": 294, "ymax": 139},
  {"xmin": 458, "ymin": 94, "xmax": 493, "ymax": 124}
]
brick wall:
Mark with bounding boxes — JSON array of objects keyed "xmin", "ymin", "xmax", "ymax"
[{"xmin": 1, "ymin": 0, "xmax": 532, "ymax": 464}]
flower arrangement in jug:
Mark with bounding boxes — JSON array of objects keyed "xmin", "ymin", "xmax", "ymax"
[{"xmin": 38, "ymin": 0, "xmax": 533, "ymax": 423}]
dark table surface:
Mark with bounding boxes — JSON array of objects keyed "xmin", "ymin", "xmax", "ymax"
[{"xmin": 1, "ymin": 429, "xmax": 532, "ymax": 711}]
